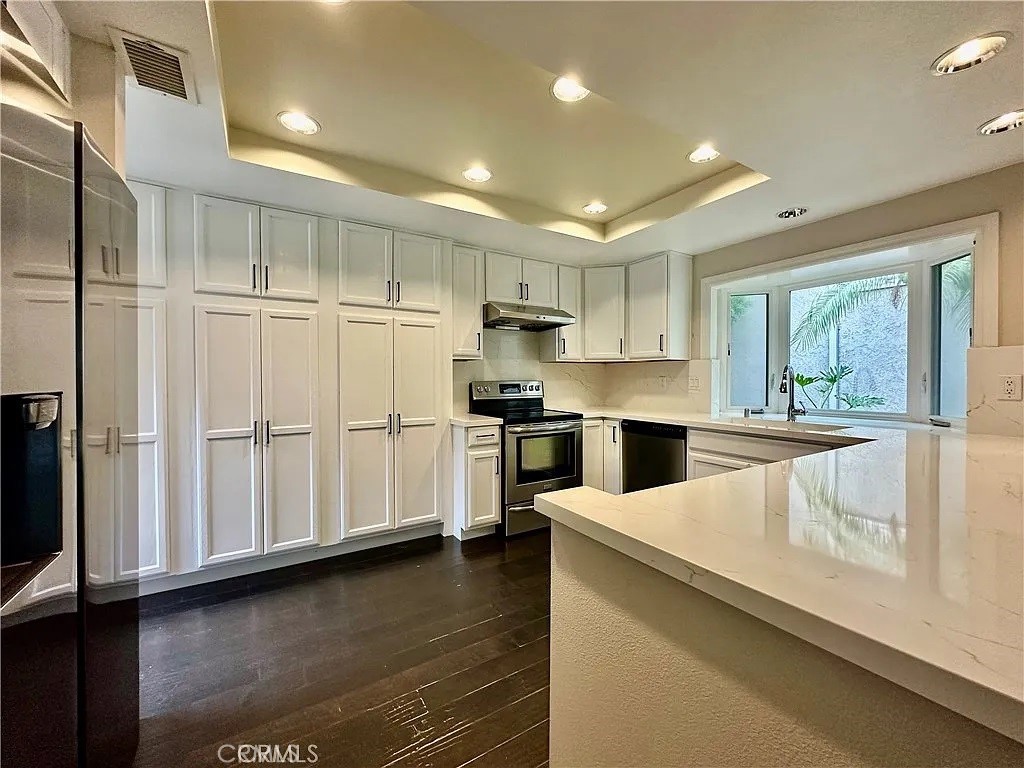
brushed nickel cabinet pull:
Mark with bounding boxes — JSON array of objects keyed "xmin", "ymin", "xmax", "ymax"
[
  {"xmin": 524, "ymin": 283, "xmax": 529, "ymax": 301},
  {"xmin": 396, "ymin": 413, "xmax": 402, "ymax": 434},
  {"xmin": 387, "ymin": 413, "xmax": 392, "ymax": 434}
]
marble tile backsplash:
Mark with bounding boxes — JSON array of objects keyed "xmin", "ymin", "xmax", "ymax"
[
  {"xmin": 967, "ymin": 345, "xmax": 1024, "ymax": 436},
  {"xmin": 453, "ymin": 329, "xmax": 718, "ymax": 416}
]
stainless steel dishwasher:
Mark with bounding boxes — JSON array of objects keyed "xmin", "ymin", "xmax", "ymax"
[{"xmin": 621, "ymin": 420, "xmax": 687, "ymax": 493}]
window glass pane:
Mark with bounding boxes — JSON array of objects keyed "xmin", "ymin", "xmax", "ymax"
[
  {"xmin": 789, "ymin": 274, "xmax": 908, "ymax": 413},
  {"xmin": 935, "ymin": 254, "xmax": 971, "ymax": 418},
  {"xmin": 728, "ymin": 293, "xmax": 768, "ymax": 408}
]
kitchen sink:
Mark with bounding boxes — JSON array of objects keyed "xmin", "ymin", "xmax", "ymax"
[{"xmin": 718, "ymin": 416, "xmax": 850, "ymax": 433}]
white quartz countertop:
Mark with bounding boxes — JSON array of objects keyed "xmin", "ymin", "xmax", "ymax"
[
  {"xmin": 450, "ymin": 413, "xmax": 503, "ymax": 427},
  {"xmin": 535, "ymin": 420, "xmax": 1024, "ymax": 742}
]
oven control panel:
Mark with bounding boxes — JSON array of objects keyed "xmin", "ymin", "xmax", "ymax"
[{"xmin": 470, "ymin": 380, "xmax": 543, "ymax": 399}]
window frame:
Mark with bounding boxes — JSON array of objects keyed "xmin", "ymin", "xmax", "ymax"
[
  {"xmin": 703, "ymin": 212, "xmax": 996, "ymax": 424},
  {"xmin": 723, "ymin": 291, "xmax": 772, "ymax": 411}
]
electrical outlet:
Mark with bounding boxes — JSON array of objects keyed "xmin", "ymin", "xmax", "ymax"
[
  {"xmin": 658, "ymin": 375, "xmax": 669, "ymax": 390},
  {"xmin": 688, "ymin": 376, "xmax": 702, "ymax": 391},
  {"xmin": 1000, "ymin": 374, "xmax": 1023, "ymax": 401}
]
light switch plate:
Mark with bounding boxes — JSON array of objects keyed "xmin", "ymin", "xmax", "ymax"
[{"xmin": 1000, "ymin": 374, "xmax": 1023, "ymax": 401}]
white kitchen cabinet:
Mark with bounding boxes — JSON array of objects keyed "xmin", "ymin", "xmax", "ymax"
[
  {"xmin": 195, "ymin": 305, "xmax": 321, "ymax": 565},
  {"xmin": 540, "ymin": 265, "xmax": 582, "ymax": 362},
  {"xmin": 339, "ymin": 312, "xmax": 443, "ymax": 539},
  {"xmin": 453, "ymin": 426, "xmax": 502, "ymax": 537},
  {"xmin": 194, "ymin": 195, "xmax": 260, "ymax": 297},
  {"xmin": 338, "ymin": 221, "xmax": 392, "ymax": 309},
  {"xmin": 603, "ymin": 420, "xmax": 622, "ymax": 494},
  {"xmin": 126, "ymin": 180, "xmax": 167, "ymax": 287},
  {"xmin": 83, "ymin": 295, "xmax": 116, "ymax": 584},
  {"xmin": 260, "ymin": 207, "xmax": 319, "ymax": 301},
  {"xmin": 2, "ymin": 147, "xmax": 74, "ymax": 280},
  {"xmin": 485, "ymin": 251, "xmax": 524, "ymax": 304},
  {"xmin": 394, "ymin": 232, "xmax": 442, "ymax": 312},
  {"xmin": 584, "ymin": 266, "xmax": 626, "ymax": 360},
  {"xmin": 195, "ymin": 305, "xmax": 263, "ymax": 566},
  {"xmin": 522, "ymin": 258, "xmax": 557, "ymax": 307},
  {"xmin": 452, "ymin": 245, "xmax": 484, "ymax": 359},
  {"xmin": 627, "ymin": 251, "xmax": 691, "ymax": 360},
  {"xmin": 261, "ymin": 309, "xmax": 319, "ymax": 553},
  {"xmin": 83, "ymin": 177, "xmax": 114, "ymax": 284},
  {"xmin": 687, "ymin": 450, "xmax": 756, "ymax": 480},
  {"xmin": 582, "ymin": 418, "xmax": 604, "ymax": 489},
  {"xmin": 687, "ymin": 428, "xmax": 832, "ymax": 465},
  {"xmin": 393, "ymin": 317, "xmax": 442, "ymax": 527},
  {"xmin": 338, "ymin": 313, "xmax": 395, "ymax": 536}
]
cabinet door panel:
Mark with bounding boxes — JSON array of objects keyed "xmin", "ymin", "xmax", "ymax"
[
  {"xmin": 603, "ymin": 420, "xmax": 621, "ymax": 494},
  {"xmin": 194, "ymin": 195, "xmax": 259, "ymax": 296},
  {"xmin": 557, "ymin": 265, "xmax": 582, "ymax": 361},
  {"xmin": 339, "ymin": 313, "xmax": 394, "ymax": 536},
  {"xmin": 110, "ymin": 182, "xmax": 138, "ymax": 285},
  {"xmin": 261, "ymin": 207, "xmax": 319, "ymax": 301},
  {"xmin": 126, "ymin": 180, "xmax": 166, "ymax": 287},
  {"xmin": 628, "ymin": 254, "xmax": 668, "ymax": 359},
  {"xmin": 686, "ymin": 451, "xmax": 752, "ymax": 479},
  {"xmin": 582, "ymin": 419, "xmax": 604, "ymax": 489},
  {"xmin": 485, "ymin": 252, "xmax": 523, "ymax": 303},
  {"xmin": 394, "ymin": 232, "xmax": 442, "ymax": 312},
  {"xmin": 84, "ymin": 296, "xmax": 116, "ymax": 584},
  {"xmin": 2, "ymin": 150, "xmax": 74, "ymax": 279},
  {"xmin": 522, "ymin": 258, "xmax": 556, "ymax": 307},
  {"xmin": 452, "ymin": 245, "xmax": 484, "ymax": 358},
  {"xmin": 467, "ymin": 448, "xmax": 501, "ymax": 527},
  {"xmin": 338, "ymin": 222, "xmax": 392, "ymax": 308},
  {"xmin": 83, "ymin": 178, "xmax": 114, "ymax": 284},
  {"xmin": 195, "ymin": 305, "xmax": 262, "ymax": 565},
  {"xmin": 262, "ymin": 309, "xmax": 319, "ymax": 552},
  {"xmin": 116, "ymin": 298, "xmax": 167, "ymax": 579},
  {"xmin": 584, "ymin": 266, "xmax": 626, "ymax": 360},
  {"xmin": 394, "ymin": 318, "xmax": 441, "ymax": 527}
]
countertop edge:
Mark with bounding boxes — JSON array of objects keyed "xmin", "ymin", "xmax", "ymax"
[{"xmin": 535, "ymin": 496, "xmax": 1024, "ymax": 743}]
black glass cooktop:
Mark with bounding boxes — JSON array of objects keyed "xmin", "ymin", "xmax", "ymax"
[{"xmin": 501, "ymin": 408, "xmax": 583, "ymax": 426}]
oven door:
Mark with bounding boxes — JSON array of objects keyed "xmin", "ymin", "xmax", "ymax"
[{"xmin": 504, "ymin": 420, "xmax": 583, "ymax": 505}]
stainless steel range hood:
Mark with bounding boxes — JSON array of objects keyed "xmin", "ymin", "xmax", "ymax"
[{"xmin": 482, "ymin": 302, "xmax": 575, "ymax": 332}]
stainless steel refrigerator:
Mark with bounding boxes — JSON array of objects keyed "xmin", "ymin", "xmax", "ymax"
[{"xmin": 1, "ymin": 99, "xmax": 141, "ymax": 767}]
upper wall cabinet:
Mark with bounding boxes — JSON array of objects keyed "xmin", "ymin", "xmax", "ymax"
[
  {"xmin": 126, "ymin": 180, "xmax": 167, "ymax": 288},
  {"xmin": 260, "ymin": 207, "xmax": 319, "ymax": 301},
  {"xmin": 452, "ymin": 245, "xmax": 484, "ymax": 359},
  {"xmin": 338, "ymin": 222, "xmax": 441, "ymax": 313},
  {"xmin": 584, "ymin": 265, "xmax": 626, "ymax": 360},
  {"xmin": 194, "ymin": 195, "xmax": 260, "ymax": 297},
  {"xmin": 540, "ymin": 264, "xmax": 582, "ymax": 362},
  {"xmin": 484, "ymin": 252, "xmax": 557, "ymax": 306},
  {"xmin": 627, "ymin": 251, "xmax": 692, "ymax": 360},
  {"xmin": 194, "ymin": 195, "xmax": 319, "ymax": 301},
  {"xmin": 83, "ymin": 178, "xmax": 142, "ymax": 286}
]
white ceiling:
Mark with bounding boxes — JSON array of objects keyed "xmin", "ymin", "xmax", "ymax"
[{"xmin": 57, "ymin": 1, "xmax": 1023, "ymax": 266}]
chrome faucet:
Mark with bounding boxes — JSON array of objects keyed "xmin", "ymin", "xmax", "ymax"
[{"xmin": 779, "ymin": 364, "xmax": 807, "ymax": 422}]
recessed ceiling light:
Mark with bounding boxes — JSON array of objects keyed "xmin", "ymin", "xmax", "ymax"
[
  {"xmin": 277, "ymin": 111, "xmax": 320, "ymax": 135},
  {"xmin": 777, "ymin": 207, "xmax": 808, "ymax": 219},
  {"xmin": 551, "ymin": 76, "xmax": 590, "ymax": 103},
  {"xmin": 688, "ymin": 143, "xmax": 720, "ymax": 163},
  {"xmin": 582, "ymin": 201, "xmax": 608, "ymax": 215},
  {"xmin": 463, "ymin": 166, "xmax": 492, "ymax": 183},
  {"xmin": 932, "ymin": 33, "xmax": 1011, "ymax": 75},
  {"xmin": 977, "ymin": 109, "xmax": 1023, "ymax": 136}
]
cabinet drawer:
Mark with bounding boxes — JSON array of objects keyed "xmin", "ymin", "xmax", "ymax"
[
  {"xmin": 688, "ymin": 429, "xmax": 831, "ymax": 464},
  {"xmin": 467, "ymin": 427, "xmax": 500, "ymax": 447}
]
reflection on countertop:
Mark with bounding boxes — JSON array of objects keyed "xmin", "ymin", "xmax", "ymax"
[{"xmin": 535, "ymin": 422, "xmax": 1024, "ymax": 741}]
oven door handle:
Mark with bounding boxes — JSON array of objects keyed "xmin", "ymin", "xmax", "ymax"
[
  {"xmin": 506, "ymin": 420, "xmax": 581, "ymax": 434},
  {"xmin": 506, "ymin": 503, "xmax": 537, "ymax": 514}
]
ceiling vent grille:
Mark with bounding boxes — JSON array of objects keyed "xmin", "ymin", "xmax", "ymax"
[{"xmin": 108, "ymin": 28, "xmax": 197, "ymax": 104}]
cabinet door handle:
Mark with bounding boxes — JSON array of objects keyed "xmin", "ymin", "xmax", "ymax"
[
  {"xmin": 69, "ymin": 429, "xmax": 77, "ymax": 460},
  {"xmin": 67, "ymin": 240, "xmax": 73, "ymax": 272},
  {"xmin": 101, "ymin": 245, "xmax": 110, "ymax": 274},
  {"xmin": 659, "ymin": 333, "xmax": 664, "ymax": 352},
  {"xmin": 518, "ymin": 282, "xmax": 523, "ymax": 300},
  {"xmin": 115, "ymin": 426, "xmax": 121, "ymax": 453},
  {"xmin": 252, "ymin": 263, "xmax": 257, "ymax": 292},
  {"xmin": 265, "ymin": 420, "xmax": 271, "ymax": 443},
  {"xmin": 264, "ymin": 264, "xmax": 269, "ymax": 292},
  {"xmin": 494, "ymin": 455, "xmax": 499, "ymax": 475},
  {"xmin": 561, "ymin": 337, "xmax": 566, "ymax": 355},
  {"xmin": 104, "ymin": 426, "xmax": 113, "ymax": 454},
  {"xmin": 524, "ymin": 283, "xmax": 529, "ymax": 302},
  {"xmin": 396, "ymin": 413, "xmax": 402, "ymax": 434},
  {"xmin": 254, "ymin": 419, "xmax": 259, "ymax": 445},
  {"xmin": 114, "ymin": 246, "xmax": 121, "ymax": 275},
  {"xmin": 476, "ymin": 332, "xmax": 481, "ymax": 351},
  {"xmin": 396, "ymin": 281, "xmax": 401, "ymax": 304},
  {"xmin": 619, "ymin": 338, "xmax": 623, "ymax": 355},
  {"xmin": 387, "ymin": 413, "xmax": 392, "ymax": 435},
  {"xmin": 386, "ymin": 280, "xmax": 391, "ymax": 303},
  {"xmin": 612, "ymin": 425, "xmax": 617, "ymax": 444}
]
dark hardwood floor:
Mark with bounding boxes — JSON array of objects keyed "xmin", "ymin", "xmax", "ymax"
[{"xmin": 134, "ymin": 532, "xmax": 551, "ymax": 768}]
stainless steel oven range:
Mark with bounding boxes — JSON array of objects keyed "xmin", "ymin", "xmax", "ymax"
[{"xmin": 468, "ymin": 380, "xmax": 582, "ymax": 536}]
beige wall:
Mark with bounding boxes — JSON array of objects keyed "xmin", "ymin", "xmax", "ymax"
[
  {"xmin": 693, "ymin": 163, "xmax": 1024, "ymax": 347},
  {"xmin": 549, "ymin": 523, "xmax": 1024, "ymax": 767}
]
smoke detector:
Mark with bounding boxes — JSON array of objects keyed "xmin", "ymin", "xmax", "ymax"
[{"xmin": 108, "ymin": 28, "xmax": 197, "ymax": 104}]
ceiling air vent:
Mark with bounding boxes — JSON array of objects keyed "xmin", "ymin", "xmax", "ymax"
[{"xmin": 108, "ymin": 28, "xmax": 197, "ymax": 104}]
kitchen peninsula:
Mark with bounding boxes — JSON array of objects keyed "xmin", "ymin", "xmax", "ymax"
[{"xmin": 535, "ymin": 420, "xmax": 1024, "ymax": 767}]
